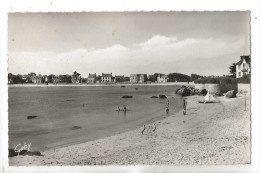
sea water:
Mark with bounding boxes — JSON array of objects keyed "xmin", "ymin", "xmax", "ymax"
[{"xmin": 8, "ymin": 85, "xmax": 183, "ymax": 151}]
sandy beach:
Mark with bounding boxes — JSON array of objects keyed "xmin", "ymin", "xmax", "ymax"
[{"xmin": 9, "ymin": 93, "xmax": 250, "ymax": 166}]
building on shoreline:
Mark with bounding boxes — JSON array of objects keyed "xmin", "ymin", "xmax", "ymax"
[
  {"xmin": 157, "ymin": 74, "xmax": 169, "ymax": 83},
  {"xmin": 31, "ymin": 75, "xmax": 42, "ymax": 84},
  {"xmin": 88, "ymin": 73, "xmax": 97, "ymax": 83},
  {"xmin": 72, "ymin": 71, "xmax": 81, "ymax": 83},
  {"xmin": 101, "ymin": 73, "xmax": 113, "ymax": 83},
  {"xmin": 130, "ymin": 74, "xmax": 148, "ymax": 83},
  {"xmin": 236, "ymin": 55, "xmax": 250, "ymax": 78}
]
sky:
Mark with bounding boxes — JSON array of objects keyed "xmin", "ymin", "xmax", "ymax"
[{"xmin": 8, "ymin": 12, "xmax": 250, "ymax": 77}]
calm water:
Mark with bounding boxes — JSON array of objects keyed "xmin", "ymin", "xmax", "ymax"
[{"xmin": 9, "ymin": 85, "xmax": 183, "ymax": 151}]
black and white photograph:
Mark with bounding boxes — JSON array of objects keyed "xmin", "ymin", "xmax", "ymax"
[
  {"xmin": 1, "ymin": 1, "xmax": 260, "ymax": 172},
  {"xmin": 6, "ymin": 11, "xmax": 252, "ymax": 166}
]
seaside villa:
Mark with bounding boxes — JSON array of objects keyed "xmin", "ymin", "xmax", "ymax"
[
  {"xmin": 101, "ymin": 73, "xmax": 113, "ymax": 83},
  {"xmin": 236, "ymin": 55, "xmax": 250, "ymax": 78},
  {"xmin": 130, "ymin": 74, "xmax": 147, "ymax": 83}
]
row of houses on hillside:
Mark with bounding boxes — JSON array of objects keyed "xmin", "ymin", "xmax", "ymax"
[{"xmin": 9, "ymin": 55, "xmax": 250, "ymax": 84}]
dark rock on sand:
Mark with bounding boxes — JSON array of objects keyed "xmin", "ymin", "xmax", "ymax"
[
  {"xmin": 175, "ymin": 85, "xmax": 197, "ymax": 96},
  {"xmin": 27, "ymin": 116, "xmax": 38, "ymax": 119},
  {"xmin": 177, "ymin": 88, "xmax": 191, "ymax": 96},
  {"xmin": 159, "ymin": 95, "xmax": 167, "ymax": 99},
  {"xmin": 71, "ymin": 126, "xmax": 82, "ymax": 130},
  {"xmin": 151, "ymin": 96, "xmax": 159, "ymax": 98},
  {"xmin": 225, "ymin": 90, "xmax": 236, "ymax": 98},
  {"xmin": 200, "ymin": 89, "xmax": 208, "ymax": 96},
  {"xmin": 122, "ymin": 95, "xmax": 133, "ymax": 98}
]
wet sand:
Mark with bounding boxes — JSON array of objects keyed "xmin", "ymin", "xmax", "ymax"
[{"xmin": 9, "ymin": 94, "xmax": 250, "ymax": 166}]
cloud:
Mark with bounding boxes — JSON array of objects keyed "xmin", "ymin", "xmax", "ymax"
[
  {"xmin": 135, "ymin": 35, "xmax": 211, "ymax": 50},
  {"xmin": 8, "ymin": 35, "xmax": 249, "ymax": 76},
  {"xmin": 135, "ymin": 35, "xmax": 177, "ymax": 49}
]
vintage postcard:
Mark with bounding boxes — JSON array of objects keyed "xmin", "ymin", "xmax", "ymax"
[
  {"xmin": 1, "ymin": 1, "xmax": 260, "ymax": 173},
  {"xmin": 7, "ymin": 11, "xmax": 251, "ymax": 165}
]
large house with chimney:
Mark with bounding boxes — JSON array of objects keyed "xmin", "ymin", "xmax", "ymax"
[
  {"xmin": 101, "ymin": 73, "xmax": 113, "ymax": 83},
  {"xmin": 236, "ymin": 55, "xmax": 250, "ymax": 78}
]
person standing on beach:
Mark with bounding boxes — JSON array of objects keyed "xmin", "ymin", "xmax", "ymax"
[
  {"xmin": 166, "ymin": 107, "xmax": 169, "ymax": 114},
  {"xmin": 166, "ymin": 100, "xmax": 169, "ymax": 114},
  {"xmin": 183, "ymin": 99, "xmax": 187, "ymax": 115}
]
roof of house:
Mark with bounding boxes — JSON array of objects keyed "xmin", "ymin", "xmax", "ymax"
[
  {"xmin": 115, "ymin": 75, "xmax": 124, "ymax": 78},
  {"xmin": 102, "ymin": 73, "xmax": 112, "ymax": 77},
  {"xmin": 130, "ymin": 74, "xmax": 147, "ymax": 77},
  {"xmin": 236, "ymin": 55, "xmax": 250, "ymax": 66},
  {"xmin": 88, "ymin": 73, "xmax": 96, "ymax": 78}
]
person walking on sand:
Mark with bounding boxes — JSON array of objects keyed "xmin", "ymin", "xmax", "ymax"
[
  {"xmin": 123, "ymin": 106, "xmax": 127, "ymax": 112},
  {"xmin": 183, "ymin": 99, "xmax": 187, "ymax": 115},
  {"xmin": 166, "ymin": 106, "xmax": 169, "ymax": 114}
]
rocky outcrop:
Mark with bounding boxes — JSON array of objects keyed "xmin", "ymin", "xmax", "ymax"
[
  {"xmin": 122, "ymin": 95, "xmax": 133, "ymax": 98},
  {"xmin": 159, "ymin": 95, "xmax": 167, "ymax": 99},
  {"xmin": 225, "ymin": 90, "xmax": 236, "ymax": 98},
  {"xmin": 27, "ymin": 116, "xmax": 38, "ymax": 119},
  {"xmin": 200, "ymin": 89, "xmax": 208, "ymax": 96},
  {"xmin": 176, "ymin": 85, "xmax": 199, "ymax": 97}
]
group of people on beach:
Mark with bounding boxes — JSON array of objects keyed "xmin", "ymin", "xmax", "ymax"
[
  {"xmin": 117, "ymin": 106, "xmax": 127, "ymax": 112},
  {"xmin": 116, "ymin": 98, "xmax": 187, "ymax": 115}
]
